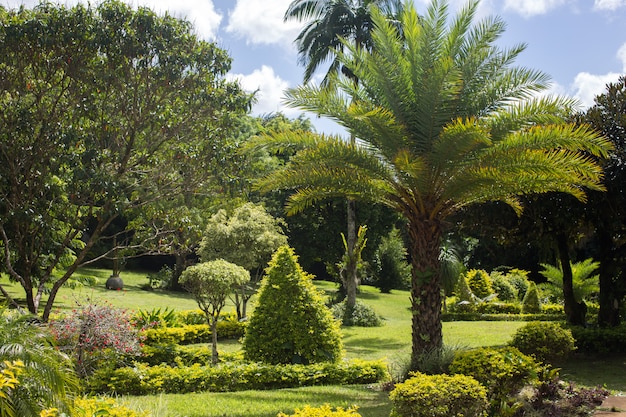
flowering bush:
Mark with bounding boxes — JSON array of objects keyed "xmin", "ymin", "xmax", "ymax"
[{"xmin": 49, "ymin": 302, "xmax": 142, "ymax": 378}]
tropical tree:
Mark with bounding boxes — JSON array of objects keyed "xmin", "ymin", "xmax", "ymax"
[
  {"xmin": 0, "ymin": 308, "xmax": 78, "ymax": 416},
  {"xmin": 285, "ymin": 0, "xmax": 404, "ymax": 315},
  {"xmin": 250, "ymin": 0, "xmax": 611, "ymax": 369}
]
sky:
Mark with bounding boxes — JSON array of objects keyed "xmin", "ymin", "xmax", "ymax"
[{"xmin": 3, "ymin": 0, "xmax": 625, "ymax": 135}]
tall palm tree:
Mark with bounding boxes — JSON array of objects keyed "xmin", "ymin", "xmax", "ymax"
[
  {"xmin": 253, "ymin": 0, "xmax": 611, "ymax": 369},
  {"xmin": 285, "ymin": 0, "xmax": 403, "ymax": 314},
  {"xmin": 285, "ymin": 0, "xmax": 402, "ymax": 86}
]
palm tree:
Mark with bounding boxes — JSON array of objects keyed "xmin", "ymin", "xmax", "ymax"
[
  {"xmin": 285, "ymin": 0, "xmax": 403, "ymax": 86},
  {"xmin": 285, "ymin": 0, "xmax": 403, "ymax": 315},
  {"xmin": 0, "ymin": 309, "xmax": 78, "ymax": 416},
  {"xmin": 252, "ymin": 0, "xmax": 611, "ymax": 369}
]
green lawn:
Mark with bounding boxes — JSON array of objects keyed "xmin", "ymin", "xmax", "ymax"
[{"xmin": 2, "ymin": 269, "xmax": 623, "ymax": 416}]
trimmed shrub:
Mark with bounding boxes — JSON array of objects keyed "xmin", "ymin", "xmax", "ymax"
[
  {"xmin": 569, "ymin": 324, "xmax": 626, "ymax": 354},
  {"xmin": 87, "ymin": 359, "xmax": 388, "ymax": 395},
  {"xmin": 243, "ymin": 246, "xmax": 343, "ymax": 365},
  {"xmin": 72, "ymin": 397, "xmax": 150, "ymax": 417},
  {"xmin": 142, "ymin": 321, "xmax": 245, "ymax": 345},
  {"xmin": 389, "ymin": 372, "xmax": 488, "ymax": 417},
  {"xmin": 521, "ymin": 282, "xmax": 541, "ymax": 314},
  {"xmin": 506, "ymin": 269, "xmax": 530, "ymax": 300},
  {"xmin": 464, "ymin": 269, "xmax": 493, "ymax": 299},
  {"xmin": 490, "ymin": 272, "xmax": 517, "ymax": 301},
  {"xmin": 475, "ymin": 302, "xmax": 521, "ymax": 314},
  {"xmin": 331, "ymin": 301, "xmax": 383, "ymax": 327},
  {"xmin": 449, "ymin": 347, "xmax": 541, "ymax": 401},
  {"xmin": 441, "ymin": 312, "xmax": 564, "ymax": 322},
  {"xmin": 139, "ymin": 344, "xmax": 243, "ymax": 366},
  {"xmin": 278, "ymin": 405, "xmax": 361, "ymax": 417},
  {"xmin": 509, "ymin": 321, "xmax": 576, "ymax": 362},
  {"xmin": 541, "ymin": 303, "xmax": 565, "ymax": 315}
]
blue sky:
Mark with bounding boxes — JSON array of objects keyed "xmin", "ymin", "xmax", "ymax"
[{"xmin": 4, "ymin": 0, "xmax": 625, "ymax": 135}]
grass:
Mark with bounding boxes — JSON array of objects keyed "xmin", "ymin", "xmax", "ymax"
[{"xmin": 3, "ymin": 268, "xmax": 624, "ymax": 415}]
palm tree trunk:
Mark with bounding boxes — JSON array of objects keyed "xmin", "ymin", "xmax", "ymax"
[
  {"xmin": 407, "ymin": 216, "xmax": 443, "ymax": 371},
  {"xmin": 345, "ymin": 198, "xmax": 358, "ymax": 313}
]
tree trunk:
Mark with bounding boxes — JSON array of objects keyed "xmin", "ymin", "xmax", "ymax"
[
  {"xmin": 211, "ymin": 316, "xmax": 219, "ymax": 365},
  {"xmin": 406, "ymin": 216, "xmax": 443, "ymax": 371},
  {"xmin": 168, "ymin": 252, "xmax": 187, "ymax": 292},
  {"xmin": 556, "ymin": 233, "xmax": 587, "ymax": 326},
  {"xmin": 596, "ymin": 229, "xmax": 622, "ymax": 327},
  {"xmin": 345, "ymin": 198, "xmax": 358, "ymax": 314}
]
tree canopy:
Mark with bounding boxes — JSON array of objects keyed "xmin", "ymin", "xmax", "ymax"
[{"xmin": 0, "ymin": 0, "xmax": 249, "ymax": 320}]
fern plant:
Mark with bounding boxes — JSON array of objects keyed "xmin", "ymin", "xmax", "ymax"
[{"xmin": 539, "ymin": 258, "xmax": 599, "ymax": 303}]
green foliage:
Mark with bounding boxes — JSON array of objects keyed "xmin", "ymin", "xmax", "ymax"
[
  {"xmin": 243, "ymin": 246, "xmax": 343, "ymax": 365},
  {"xmin": 331, "ymin": 300, "xmax": 383, "ymax": 327},
  {"xmin": 505, "ymin": 269, "xmax": 531, "ymax": 301},
  {"xmin": 372, "ymin": 227, "xmax": 411, "ymax": 293},
  {"xmin": 539, "ymin": 258, "xmax": 599, "ymax": 303},
  {"xmin": 509, "ymin": 321, "xmax": 576, "ymax": 362},
  {"xmin": 73, "ymin": 397, "xmax": 150, "ymax": 417},
  {"xmin": 146, "ymin": 266, "xmax": 173, "ymax": 290},
  {"xmin": 476, "ymin": 302, "xmax": 521, "ymax": 314},
  {"xmin": 389, "ymin": 372, "xmax": 488, "ymax": 417},
  {"xmin": 455, "ymin": 274, "xmax": 474, "ymax": 305},
  {"xmin": 87, "ymin": 359, "xmax": 388, "ymax": 395},
  {"xmin": 464, "ymin": 269, "xmax": 493, "ymax": 299},
  {"xmin": 132, "ymin": 307, "xmax": 179, "ymax": 329},
  {"xmin": 198, "ymin": 203, "xmax": 288, "ymax": 275},
  {"xmin": 142, "ymin": 322, "xmax": 245, "ymax": 345},
  {"xmin": 278, "ymin": 405, "xmax": 361, "ymax": 417},
  {"xmin": 568, "ymin": 324, "xmax": 626, "ymax": 354},
  {"xmin": 521, "ymin": 282, "xmax": 542, "ymax": 314},
  {"xmin": 176, "ymin": 309, "xmax": 212, "ymax": 325},
  {"xmin": 449, "ymin": 347, "xmax": 541, "ymax": 402},
  {"xmin": 0, "ymin": 309, "xmax": 78, "ymax": 417},
  {"xmin": 490, "ymin": 272, "xmax": 517, "ymax": 301},
  {"xmin": 139, "ymin": 344, "xmax": 241, "ymax": 367},
  {"xmin": 441, "ymin": 313, "xmax": 563, "ymax": 322}
]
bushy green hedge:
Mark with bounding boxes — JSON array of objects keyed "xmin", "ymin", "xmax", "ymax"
[
  {"xmin": 389, "ymin": 372, "xmax": 488, "ymax": 417},
  {"xmin": 142, "ymin": 321, "xmax": 245, "ymax": 345},
  {"xmin": 441, "ymin": 312, "xmax": 563, "ymax": 322},
  {"xmin": 449, "ymin": 347, "xmax": 541, "ymax": 401},
  {"xmin": 475, "ymin": 302, "xmax": 521, "ymax": 314},
  {"xmin": 569, "ymin": 324, "xmax": 626, "ymax": 354},
  {"xmin": 509, "ymin": 321, "xmax": 576, "ymax": 362},
  {"xmin": 138, "ymin": 344, "xmax": 243, "ymax": 367},
  {"xmin": 88, "ymin": 359, "xmax": 388, "ymax": 395}
]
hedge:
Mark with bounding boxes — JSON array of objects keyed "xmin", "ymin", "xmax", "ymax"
[
  {"xmin": 87, "ymin": 360, "xmax": 389, "ymax": 395},
  {"xmin": 142, "ymin": 321, "xmax": 245, "ymax": 345},
  {"xmin": 441, "ymin": 313, "xmax": 564, "ymax": 322},
  {"xmin": 569, "ymin": 324, "xmax": 626, "ymax": 354}
]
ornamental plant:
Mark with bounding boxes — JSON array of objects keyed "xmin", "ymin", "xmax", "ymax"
[
  {"xmin": 49, "ymin": 302, "xmax": 142, "ymax": 378},
  {"xmin": 464, "ymin": 269, "xmax": 493, "ymax": 299},
  {"xmin": 509, "ymin": 321, "xmax": 576, "ymax": 362},
  {"xmin": 243, "ymin": 246, "xmax": 343, "ymax": 365},
  {"xmin": 278, "ymin": 405, "xmax": 361, "ymax": 417}
]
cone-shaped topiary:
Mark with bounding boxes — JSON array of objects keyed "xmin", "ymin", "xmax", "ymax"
[
  {"xmin": 464, "ymin": 269, "xmax": 493, "ymax": 299},
  {"xmin": 243, "ymin": 246, "xmax": 343, "ymax": 364},
  {"xmin": 522, "ymin": 282, "xmax": 542, "ymax": 314}
]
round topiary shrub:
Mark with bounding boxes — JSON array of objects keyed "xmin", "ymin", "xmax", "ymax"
[
  {"xmin": 521, "ymin": 282, "xmax": 542, "ymax": 314},
  {"xmin": 331, "ymin": 300, "xmax": 383, "ymax": 327},
  {"xmin": 464, "ymin": 269, "xmax": 493, "ymax": 299},
  {"xmin": 509, "ymin": 321, "xmax": 576, "ymax": 362},
  {"xmin": 243, "ymin": 246, "xmax": 343, "ymax": 365},
  {"xmin": 490, "ymin": 272, "xmax": 517, "ymax": 301},
  {"xmin": 449, "ymin": 346, "xmax": 541, "ymax": 401},
  {"xmin": 389, "ymin": 372, "xmax": 488, "ymax": 417}
]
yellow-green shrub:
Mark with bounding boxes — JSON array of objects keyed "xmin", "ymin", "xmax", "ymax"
[
  {"xmin": 73, "ymin": 397, "xmax": 149, "ymax": 417},
  {"xmin": 449, "ymin": 347, "xmax": 540, "ymax": 401},
  {"xmin": 278, "ymin": 404, "xmax": 361, "ymax": 417},
  {"xmin": 509, "ymin": 321, "xmax": 576, "ymax": 362},
  {"xmin": 389, "ymin": 372, "xmax": 488, "ymax": 417},
  {"xmin": 142, "ymin": 321, "xmax": 245, "ymax": 345},
  {"xmin": 88, "ymin": 359, "xmax": 388, "ymax": 395},
  {"xmin": 464, "ymin": 269, "xmax": 493, "ymax": 299}
]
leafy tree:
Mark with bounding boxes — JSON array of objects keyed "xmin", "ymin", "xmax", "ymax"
[
  {"xmin": 243, "ymin": 246, "xmax": 343, "ymax": 364},
  {"xmin": 372, "ymin": 227, "xmax": 411, "ymax": 293},
  {"xmin": 198, "ymin": 202, "xmax": 288, "ymax": 319},
  {"xmin": 0, "ymin": 309, "xmax": 78, "ymax": 416},
  {"xmin": 583, "ymin": 75, "xmax": 626, "ymax": 327},
  {"xmin": 249, "ymin": 0, "xmax": 611, "ymax": 368},
  {"xmin": 180, "ymin": 260, "xmax": 250, "ymax": 364},
  {"xmin": 0, "ymin": 1, "xmax": 249, "ymax": 320}
]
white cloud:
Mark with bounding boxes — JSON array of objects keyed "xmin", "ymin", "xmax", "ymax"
[
  {"xmin": 593, "ymin": 0, "xmax": 626, "ymax": 11},
  {"xmin": 228, "ymin": 65, "xmax": 297, "ymax": 116},
  {"xmin": 503, "ymin": 0, "xmax": 567, "ymax": 17},
  {"xmin": 226, "ymin": 0, "xmax": 301, "ymax": 48},
  {"xmin": 568, "ymin": 42, "xmax": 626, "ymax": 108},
  {"xmin": 0, "ymin": 0, "xmax": 223, "ymax": 40}
]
